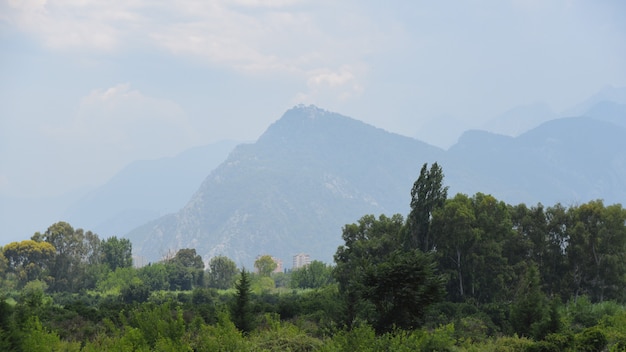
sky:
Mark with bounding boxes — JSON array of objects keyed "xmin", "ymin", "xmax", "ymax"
[{"xmin": 1, "ymin": 0, "xmax": 626, "ymax": 200}]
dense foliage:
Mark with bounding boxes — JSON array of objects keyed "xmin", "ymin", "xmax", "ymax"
[{"xmin": 2, "ymin": 163, "xmax": 626, "ymax": 351}]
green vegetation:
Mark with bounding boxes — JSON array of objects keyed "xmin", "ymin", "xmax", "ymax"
[{"xmin": 2, "ymin": 163, "xmax": 626, "ymax": 350}]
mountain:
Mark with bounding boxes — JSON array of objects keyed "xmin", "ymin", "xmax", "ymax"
[
  {"xmin": 480, "ymin": 102, "xmax": 557, "ymax": 137},
  {"xmin": 414, "ymin": 114, "xmax": 472, "ymax": 149},
  {"xmin": 127, "ymin": 105, "xmax": 443, "ymax": 266},
  {"xmin": 444, "ymin": 117, "xmax": 626, "ymax": 205},
  {"xmin": 63, "ymin": 140, "xmax": 239, "ymax": 237},
  {"xmin": 583, "ymin": 101, "xmax": 626, "ymax": 129},
  {"xmin": 126, "ymin": 105, "xmax": 626, "ymax": 269},
  {"xmin": 562, "ymin": 85, "xmax": 626, "ymax": 117}
]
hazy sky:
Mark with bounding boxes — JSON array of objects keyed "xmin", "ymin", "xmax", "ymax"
[{"xmin": 1, "ymin": 0, "xmax": 625, "ymax": 198}]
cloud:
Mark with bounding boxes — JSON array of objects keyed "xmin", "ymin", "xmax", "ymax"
[
  {"xmin": 43, "ymin": 83, "xmax": 199, "ymax": 161},
  {"xmin": 3, "ymin": 0, "xmax": 128, "ymax": 51},
  {"xmin": 295, "ymin": 65, "xmax": 366, "ymax": 104},
  {"xmin": 2, "ymin": 0, "xmax": 386, "ymax": 103}
]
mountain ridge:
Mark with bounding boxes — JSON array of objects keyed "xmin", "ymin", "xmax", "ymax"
[
  {"xmin": 126, "ymin": 105, "xmax": 626, "ymax": 268},
  {"xmin": 127, "ymin": 105, "xmax": 442, "ymax": 266}
]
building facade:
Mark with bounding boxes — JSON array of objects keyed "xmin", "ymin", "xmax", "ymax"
[{"xmin": 292, "ymin": 253, "xmax": 311, "ymax": 269}]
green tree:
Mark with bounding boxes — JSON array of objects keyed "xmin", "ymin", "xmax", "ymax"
[
  {"xmin": 2, "ymin": 240, "xmax": 56, "ymax": 287},
  {"xmin": 32, "ymin": 222, "xmax": 101, "ymax": 292},
  {"xmin": 166, "ymin": 263, "xmax": 196, "ymax": 290},
  {"xmin": 207, "ymin": 256, "xmax": 238, "ymax": 290},
  {"xmin": 232, "ymin": 269, "xmax": 253, "ymax": 333},
  {"xmin": 254, "ymin": 255, "xmax": 277, "ymax": 277},
  {"xmin": 405, "ymin": 162, "xmax": 448, "ymax": 252},
  {"xmin": 101, "ymin": 236, "xmax": 133, "ymax": 271},
  {"xmin": 469, "ymin": 192, "xmax": 515, "ymax": 303},
  {"xmin": 97, "ymin": 266, "xmax": 140, "ymax": 294},
  {"xmin": 170, "ymin": 248, "xmax": 204, "ymax": 269},
  {"xmin": 165, "ymin": 248, "xmax": 205, "ymax": 290},
  {"xmin": 566, "ymin": 200, "xmax": 626, "ymax": 302},
  {"xmin": 138, "ymin": 263, "xmax": 170, "ymax": 291},
  {"xmin": 334, "ymin": 213, "xmax": 444, "ymax": 332},
  {"xmin": 0, "ymin": 299, "xmax": 19, "ymax": 351},
  {"xmin": 508, "ymin": 203, "xmax": 570, "ymax": 299},
  {"xmin": 543, "ymin": 203, "xmax": 570, "ymax": 298},
  {"xmin": 363, "ymin": 249, "xmax": 444, "ymax": 332},
  {"xmin": 431, "ymin": 193, "xmax": 514, "ymax": 304},
  {"xmin": 430, "ymin": 193, "xmax": 476, "ymax": 301},
  {"xmin": 510, "ymin": 264, "xmax": 548, "ymax": 339},
  {"xmin": 290, "ymin": 260, "xmax": 334, "ymax": 289}
]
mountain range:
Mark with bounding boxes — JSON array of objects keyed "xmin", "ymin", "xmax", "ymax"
[
  {"xmin": 125, "ymin": 102, "xmax": 626, "ymax": 268},
  {"xmin": 4, "ymin": 87, "xmax": 625, "ymax": 268}
]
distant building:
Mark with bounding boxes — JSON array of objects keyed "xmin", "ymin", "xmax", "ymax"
[
  {"xmin": 293, "ymin": 253, "xmax": 311, "ymax": 269},
  {"xmin": 133, "ymin": 255, "xmax": 147, "ymax": 268},
  {"xmin": 273, "ymin": 257, "xmax": 283, "ymax": 273}
]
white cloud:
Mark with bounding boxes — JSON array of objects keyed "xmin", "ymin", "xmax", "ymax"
[
  {"xmin": 3, "ymin": 0, "xmax": 132, "ymax": 50},
  {"xmin": 295, "ymin": 65, "xmax": 366, "ymax": 104},
  {"xmin": 2, "ymin": 0, "xmax": 385, "ymax": 104},
  {"xmin": 43, "ymin": 83, "xmax": 199, "ymax": 163}
]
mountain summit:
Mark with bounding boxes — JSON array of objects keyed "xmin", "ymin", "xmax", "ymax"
[{"xmin": 126, "ymin": 105, "xmax": 442, "ymax": 266}]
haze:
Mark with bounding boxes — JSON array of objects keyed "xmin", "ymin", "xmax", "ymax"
[{"xmin": 1, "ymin": 1, "xmax": 625, "ymax": 205}]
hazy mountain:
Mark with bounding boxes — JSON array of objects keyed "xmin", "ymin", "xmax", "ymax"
[
  {"xmin": 415, "ymin": 114, "xmax": 472, "ymax": 149},
  {"xmin": 445, "ymin": 117, "xmax": 626, "ymax": 205},
  {"xmin": 562, "ymin": 85, "xmax": 626, "ymax": 117},
  {"xmin": 583, "ymin": 101, "xmax": 626, "ymax": 129},
  {"xmin": 126, "ymin": 105, "xmax": 626, "ymax": 269},
  {"xmin": 63, "ymin": 140, "xmax": 239, "ymax": 237},
  {"xmin": 480, "ymin": 102, "xmax": 557, "ymax": 137},
  {"xmin": 127, "ymin": 105, "xmax": 443, "ymax": 266}
]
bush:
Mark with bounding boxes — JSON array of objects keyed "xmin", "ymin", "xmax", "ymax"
[{"xmin": 575, "ymin": 327, "xmax": 608, "ymax": 352}]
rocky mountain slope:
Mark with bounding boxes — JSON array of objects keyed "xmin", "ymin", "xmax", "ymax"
[
  {"xmin": 127, "ymin": 105, "xmax": 442, "ymax": 266},
  {"xmin": 126, "ymin": 104, "xmax": 626, "ymax": 268}
]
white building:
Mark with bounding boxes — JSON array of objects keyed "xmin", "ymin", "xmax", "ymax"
[{"xmin": 293, "ymin": 253, "xmax": 311, "ymax": 269}]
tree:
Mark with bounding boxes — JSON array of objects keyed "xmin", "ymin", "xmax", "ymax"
[
  {"xmin": 508, "ymin": 203, "xmax": 570, "ymax": 298},
  {"xmin": 405, "ymin": 162, "xmax": 448, "ymax": 252},
  {"xmin": 510, "ymin": 264, "xmax": 549, "ymax": 339},
  {"xmin": 254, "ymin": 255, "xmax": 277, "ymax": 277},
  {"xmin": 207, "ymin": 256, "xmax": 238, "ymax": 290},
  {"xmin": 363, "ymin": 250, "xmax": 444, "ymax": 332},
  {"xmin": 232, "ymin": 269, "xmax": 253, "ymax": 333},
  {"xmin": 334, "ymin": 213, "xmax": 444, "ymax": 332},
  {"xmin": 2, "ymin": 240, "xmax": 56, "ymax": 287},
  {"xmin": 137, "ymin": 263, "xmax": 169, "ymax": 291},
  {"xmin": 170, "ymin": 248, "xmax": 204, "ymax": 269},
  {"xmin": 431, "ymin": 193, "xmax": 514, "ymax": 303},
  {"xmin": 101, "ymin": 236, "xmax": 133, "ymax": 271},
  {"xmin": 31, "ymin": 222, "xmax": 101, "ymax": 292},
  {"xmin": 165, "ymin": 248, "xmax": 205, "ymax": 290},
  {"xmin": 566, "ymin": 200, "xmax": 626, "ymax": 302},
  {"xmin": 468, "ymin": 193, "xmax": 515, "ymax": 303},
  {"xmin": 430, "ymin": 193, "xmax": 476, "ymax": 301},
  {"xmin": 290, "ymin": 260, "xmax": 334, "ymax": 289}
]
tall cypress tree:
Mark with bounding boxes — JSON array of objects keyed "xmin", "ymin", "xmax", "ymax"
[{"xmin": 231, "ymin": 269, "xmax": 252, "ymax": 334}]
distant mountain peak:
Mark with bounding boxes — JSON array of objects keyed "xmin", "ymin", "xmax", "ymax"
[{"xmin": 291, "ymin": 104, "xmax": 329, "ymax": 118}]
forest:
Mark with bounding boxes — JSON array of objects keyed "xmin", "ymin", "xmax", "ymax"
[{"xmin": 2, "ymin": 163, "xmax": 626, "ymax": 351}]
